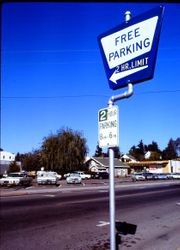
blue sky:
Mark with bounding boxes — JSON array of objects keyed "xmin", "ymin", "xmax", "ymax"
[{"xmin": 1, "ymin": 2, "xmax": 180, "ymax": 156}]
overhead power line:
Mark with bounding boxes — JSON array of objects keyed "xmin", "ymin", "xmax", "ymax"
[{"xmin": 1, "ymin": 90, "xmax": 180, "ymax": 99}]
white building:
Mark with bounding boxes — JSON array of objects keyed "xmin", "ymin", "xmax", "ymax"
[
  {"xmin": 0, "ymin": 150, "xmax": 16, "ymax": 175},
  {"xmin": 121, "ymin": 154, "xmax": 137, "ymax": 163},
  {"xmin": 0, "ymin": 150, "xmax": 15, "ymax": 161},
  {"xmin": 168, "ymin": 160, "xmax": 180, "ymax": 173}
]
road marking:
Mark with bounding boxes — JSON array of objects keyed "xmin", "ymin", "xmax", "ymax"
[
  {"xmin": 25, "ymin": 186, "xmax": 33, "ymax": 190},
  {"xmin": 43, "ymin": 194, "xmax": 55, "ymax": 197},
  {"xmin": 99, "ymin": 190, "xmax": 108, "ymax": 193},
  {"xmin": 96, "ymin": 221, "xmax": 110, "ymax": 227}
]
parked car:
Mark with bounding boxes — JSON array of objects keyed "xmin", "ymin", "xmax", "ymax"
[
  {"xmin": 66, "ymin": 173, "xmax": 82, "ymax": 184},
  {"xmin": 73, "ymin": 171, "xmax": 91, "ymax": 180},
  {"xmin": 167, "ymin": 173, "xmax": 180, "ymax": 179},
  {"xmin": 142, "ymin": 172, "xmax": 155, "ymax": 180},
  {"xmin": 37, "ymin": 171, "xmax": 60, "ymax": 185},
  {"xmin": 131, "ymin": 173, "xmax": 145, "ymax": 181},
  {"xmin": 153, "ymin": 173, "xmax": 168, "ymax": 180},
  {"xmin": 64, "ymin": 173, "xmax": 70, "ymax": 178},
  {"xmin": 91, "ymin": 172, "xmax": 109, "ymax": 179},
  {"xmin": 0, "ymin": 172, "xmax": 33, "ymax": 187}
]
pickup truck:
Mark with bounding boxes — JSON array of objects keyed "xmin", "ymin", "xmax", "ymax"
[{"xmin": 0, "ymin": 172, "xmax": 33, "ymax": 187}]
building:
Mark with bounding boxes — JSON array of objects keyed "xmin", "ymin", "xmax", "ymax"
[
  {"xmin": 172, "ymin": 138, "xmax": 180, "ymax": 157},
  {"xmin": 127, "ymin": 160, "xmax": 177, "ymax": 174},
  {"xmin": 167, "ymin": 159, "xmax": 180, "ymax": 173},
  {"xmin": 121, "ymin": 154, "xmax": 137, "ymax": 163},
  {"xmin": 85, "ymin": 157, "xmax": 130, "ymax": 177},
  {"xmin": 0, "ymin": 150, "xmax": 16, "ymax": 175}
]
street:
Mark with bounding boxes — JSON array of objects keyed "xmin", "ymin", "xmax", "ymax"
[{"xmin": 1, "ymin": 180, "xmax": 180, "ymax": 250}]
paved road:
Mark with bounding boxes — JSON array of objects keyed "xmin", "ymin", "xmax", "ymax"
[{"xmin": 1, "ymin": 180, "xmax": 180, "ymax": 250}]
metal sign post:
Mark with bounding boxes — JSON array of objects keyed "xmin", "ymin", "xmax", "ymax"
[
  {"xmin": 108, "ymin": 146, "xmax": 115, "ymax": 249},
  {"xmin": 108, "ymin": 83, "xmax": 133, "ymax": 250},
  {"xmin": 97, "ymin": 7, "xmax": 164, "ymax": 250},
  {"xmin": 108, "ymin": 11, "xmax": 133, "ymax": 250}
]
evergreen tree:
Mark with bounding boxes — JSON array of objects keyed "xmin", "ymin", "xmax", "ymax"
[
  {"xmin": 15, "ymin": 152, "xmax": 21, "ymax": 161},
  {"xmin": 21, "ymin": 150, "xmax": 42, "ymax": 172},
  {"xmin": 162, "ymin": 138, "xmax": 177, "ymax": 160},
  {"xmin": 107, "ymin": 146, "xmax": 121, "ymax": 158},
  {"xmin": 94, "ymin": 143, "xmax": 103, "ymax": 157},
  {"xmin": 129, "ymin": 140, "xmax": 145, "ymax": 161},
  {"xmin": 147, "ymin": 141, "xmax": 161, "ymax": 153},
  {"xmin": 137, "ymin": 139, "xmax": 145, "ymax": 155},
  {"xmin": 8, "ymin": 161, "xmax": 21, "ymax": 173}
]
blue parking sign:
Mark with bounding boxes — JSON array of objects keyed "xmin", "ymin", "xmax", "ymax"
[{"xmin": 98, "ymin": 6, "xmax": 165, "ymax": 90}]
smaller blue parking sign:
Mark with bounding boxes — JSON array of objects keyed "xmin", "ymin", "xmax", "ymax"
[{"xmin": 98, "ymin": 6, "xmax": 165, "ymax": 90}]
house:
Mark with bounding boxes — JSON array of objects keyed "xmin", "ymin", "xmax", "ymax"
[
  {"xmin": 144, "ymin": 151, "xmax": 151, "ymax": 159},
  {"xmin": 85, "ymin": 156, "xmax": 130, "ymax": 177},
  {"xmin": 121, "ymin": 154, "xmax": 137, "ymax": 163},
  {"xmin": 144, "ymin": 151, "xmax": 162, "ymax": 160},
  {"xmin": 0, "ymin": 150, "xmax": 16, "ymax": 175}
]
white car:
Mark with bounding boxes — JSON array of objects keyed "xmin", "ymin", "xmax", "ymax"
[
  {"xmin": 66, "ymin": 173, "xmax": 82, "ymax": 184},
  {"xmin": 37, "ymin": 171, "xmax": 60, "ymax": 185},
  {"xmin": 131, "ymin": 173, "xmax": 145, "ymax": 181},
  {"xmin": 168, "ymin": 173, "xmax": 180, "ymax": 179},
  {"xmin": 51, "ymin": 172, "xmax": 62, "ymax": 180},
  {"xmin": 0, "ymin": 172, "xmax": 32, "ymax": 186},
  {"xmin": 73, "ymin": 171, "xmax": 91, "ymax": 180}
]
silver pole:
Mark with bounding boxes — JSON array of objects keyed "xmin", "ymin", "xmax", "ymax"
[
  {"xmin": 108, "ymin": 84, "xmax": 133, "ymax": 250},
  {"xmin": 109, "ymin": 147, "xmax": 115, "ymax": 249},
  {"xmin": 108, "ymin": 11, "xmax": 132, "ymax": 250},
  {"xmin": 108, "ymin": 83, "xmax": 133, "ymax": 107}
]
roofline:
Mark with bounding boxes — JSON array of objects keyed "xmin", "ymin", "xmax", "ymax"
[{"xmin": 127, "ymin": 160, "xmax": 169, "ymax": 166}]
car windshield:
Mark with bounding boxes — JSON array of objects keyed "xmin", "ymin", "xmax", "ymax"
[
  {"xmin": 70, "ymin": 173, "xmax": 79, "ymax": 177},
  {"xmin": 8, "ymin": 173, "xmax": 24, "ymax": 177}
]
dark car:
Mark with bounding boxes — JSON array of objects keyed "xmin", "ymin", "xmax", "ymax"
[
  {"xmin": 142, "ymin": 172, "xmax": 155, "ymax": 180},
  {"xmin": 153, "ymin": 173, "xmax": 168, "ymax": 180},
  {"xmin": 92, "ymin": 172, "xmax": 109, "ymax": 179}
]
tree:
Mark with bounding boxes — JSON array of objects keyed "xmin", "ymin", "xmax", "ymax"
[
  {"xmin": 145, "ymin": 141, "xmax": 162, "ymax": 160},
  {"xmin": 129, "ymin": 140, "xmax": 145, "ymax": 161},
  {"xmin": 20, "ymin": 150, "xmax": 42, "ymax": 172},
  {"xmin": 114, "ymin": 146, "xmax": 121, "ymax": 158},
  {"xmin": 8, "ymin": 161, "xmax": 21, "ymax": 173},
  {"xmin": 138, "ymin": 139, "xmax": 145, "ymax": 155},
  {"xmin": 15, "ymin": 152, "xmax": 21, "ymax": 161},
  {"xmin": 147, "ymin": 151, "xmax": 162, "ymax": 161},
  {"xmin": 41, "ymin": 127, "xmax": 88, "ymax": 174},
  {"xmin": 147, "ymin": 141, "xmax": 161, "ymax": 153},
  {"xmin": 106, "ymin": 146, "xmax": 121, "ymax": 158},
  {"xmin": 162, "ymin": 138, "xmax": 177, "ymax": 160},
  {"xmin": 94, "ymin": 143, "xmax": 103, "ymax": 157}
]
